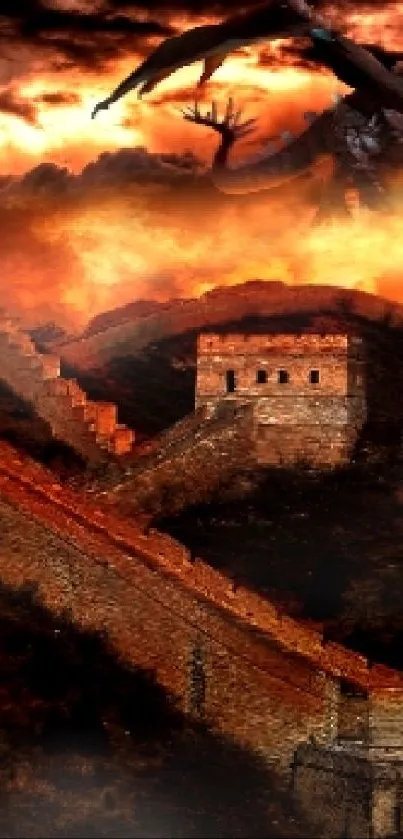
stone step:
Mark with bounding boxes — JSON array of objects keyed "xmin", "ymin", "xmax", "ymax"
[
  {"xmin": 0, "ymin": 314, "xmax": 135, "ymax": 461},
  {"xmin": 93, "ymin": 402, "xmax": 117, "ymax": 438},
  {"xmin": 108, "ymin": 425, "xmax": 134, "ymax": 455},
  {"xmin": 65, "ymin": 378, "xmax": 87, "ymax": 407},
  {"xmin": 46, "ymin": 378, "xmax": 69, "ymax": 396}
]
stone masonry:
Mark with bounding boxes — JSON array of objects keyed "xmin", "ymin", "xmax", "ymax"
[
  {"xmin": 292, "ymin": 678, "xmax": 403, "ymax": 837},
  {"xmin": 0, "ymin": 313, "xmax": 134, "ymax": 464},
  {"xmin": 106, "ymin": 332, "xmax": 368, "ymax": 514},
  {"xmin": 196, "ymin": 333, "xmax": 367, "ymax": 468},
  {"xmin": 0, "ymin": 441, "xmax": 403, "ymax": 836},
  {"xmin": 106, "ymin": 401, "xmax": 256, "ymax": 515}
]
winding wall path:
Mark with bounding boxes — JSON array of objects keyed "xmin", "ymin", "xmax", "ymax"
[
  {"xmin": 0, "ymin": 314, "xmax": 134, "ymax": 464},
  {"xmin": 0, "ymin": 440, "xmax": 401, "ymax": 773}
]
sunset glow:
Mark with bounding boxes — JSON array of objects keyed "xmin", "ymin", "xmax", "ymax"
[{"xmin": 0, "ymin": 1, "xmax": 402, "ymax": 328}]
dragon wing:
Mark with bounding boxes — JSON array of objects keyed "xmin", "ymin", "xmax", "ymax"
[
  {"xmin": 310, "ymin": 30, "xmax": 403, "ymax": 114},
  {"xmin": 91, "ymin": 0, "xmax": 322, "ymax": 117},
  {"xmin": 92, "ymin": 24, "xmax": 227, "ymax": 115}
]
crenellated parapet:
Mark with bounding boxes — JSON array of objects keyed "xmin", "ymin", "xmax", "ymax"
[
  {"xmin": 0, "ymin": 440, "xmax": 400, "ymax": 699},
  {"xmin": 0, "ymin": 316, "xmax": 135, "ymax": 463},
  {"xmin": 2, "ymin": 437, "xmax": 403, "ymax": 792},
  {"xmin": 196, "ymin": 331, "xmax": 368, "ymax": 469},
  {"xmin": 197, "ymin": 333, "xmax": 357, "ymax": 354}
]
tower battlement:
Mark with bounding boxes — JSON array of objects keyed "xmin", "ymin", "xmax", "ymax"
[{"xmin": 196, "ymin": 332, "xmax": 367, "ymax": 468}]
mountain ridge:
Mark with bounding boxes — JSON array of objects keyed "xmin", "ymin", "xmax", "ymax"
[{"xmin": 58, "ymin": 280, "xmax": 402, "ymax": 371}]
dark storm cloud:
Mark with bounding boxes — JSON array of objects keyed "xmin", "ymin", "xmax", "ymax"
[
  {"xmin": 258, "ymin": 36, "xmax": 403, "ymax": 74},
  {"xmin": 38, "ymin": 90, "xmax": 81, "ymax": 106},
  {"xmin": 18, "ymin": 162, "xmax": 72, "ymax": 194},
  {"xmin": 0, "ymin": 87, "xmax": 37, "ymax": 124},
  {"xmin": 0, "ymin": 0, "xmax": 399, "ymax": 75},
  {"xmin": 0, "ymin": 0, "xmax": 171, "ymax": 38},
  {"xmin": 0, "ymin": 87, "xmax": 80, "ymax": 129},
  {"xmin": 0, "ymin": 0, "xmax": 173, "ymax": 70},
  {"xmin": 106, "ymin": 0, "xmax": 244, "ymax": 14},
  {"xmin": 0, "ymin": 144, "xmax": 209, "ymax": 327},
  {"xmin": 107, "ymin": 0, "xmax": 396, "ymax": 16},
  {"xmin": 0, "ymin": 146, "xmax": 204, "ymax": 203},
  {"xmin": 76, "ymin": 146, "xmax": 203, "ymax": 188}
]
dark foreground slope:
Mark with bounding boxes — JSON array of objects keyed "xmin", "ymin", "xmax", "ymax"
[
  {"xmin": 0, "ymin": 579, "xmax": 314, "ymax": 838},
  {"xmin": 159, "ymin": 459, "xmax": 403, "ymax": 672}
]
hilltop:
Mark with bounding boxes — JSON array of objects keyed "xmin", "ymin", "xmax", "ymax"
[
  {"xmin": 56, "ymin": 281, "xmax": 403, "ymax": 441},
  {"xmin": 58, "ymin": 281, "xmax": 402, "ymax": 371},
  {"xmin": 2, "ymin": 280, "xmax": 403, "ymax": 674},
  {"xmin": 82, "ymin": 298, "xmax": 167, "ymax": 339},
  {"xmin": 55, "ymin": 279, "xmax": 403, "ymax": 670}
]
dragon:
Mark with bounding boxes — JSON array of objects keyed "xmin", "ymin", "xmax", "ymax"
[
  {"xmin": 90, "ymin": 0, "xmax": 403, "ymax": 201},
  {"xmin": 177, "ymin": 94, "xmax": 403, "ymax": 218},
  {"xmin": 91, "ymin": 0, "xmax": 325, "ymax": 112}
]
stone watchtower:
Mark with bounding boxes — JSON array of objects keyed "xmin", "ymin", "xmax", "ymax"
[{"xmin": 195, "ymin": 332, "xmax": 367, "ymax": 468}]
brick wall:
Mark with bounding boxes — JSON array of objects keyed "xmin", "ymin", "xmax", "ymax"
[
  {"xmin": 369, "ymin": 689, "xmax": 403, "ymax": 752},
  {"xmin": 292, "ymin": 744, "xmax": 375, "ymax": 837},
  {"xmin": 196, "ymin": 333, "xmax": 367, "ymax": 468},
  {"xmin": 292, "ymin": 740, "xmax": 403, "ymax": 837},
  {"xmin": 0, "ymin": 489, "xmax": 334, "ymax": 773},
  {"xmin": 109, "ymin": 401, "xmax": 257, "ymax": 515},
  {"xmin": 0, "ymin": 316, "xmax": 135, "ymax": 463},
  {"xmin": 1, "ymin": 444, "xmax": 403, "ymax": 778},
  {"xmin": 254, "ymin": 423, "xmax": 359, "ymax": 467}
]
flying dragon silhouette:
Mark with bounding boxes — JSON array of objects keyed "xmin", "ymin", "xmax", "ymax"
[
  {"xmin": 91, "ymin": 0, "xmax": 403, "ymax": 117},
  {"xmin": 91, "ymin": 0, "xmax": 403, "ymax": 197},
  {"xmin": 91, "ymin": 0, "xmax": 322, "ymax": 116},
  {"xmin": 179, "ymin": 91, "xmax": 403, "ymax": 220}
]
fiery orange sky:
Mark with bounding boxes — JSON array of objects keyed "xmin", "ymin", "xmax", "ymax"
[{"xmin": 1, "ymin": 1, "xmax": 403, "ymax": 329}]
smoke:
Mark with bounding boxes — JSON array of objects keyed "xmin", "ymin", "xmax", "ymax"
[
  {"xmin": 0, "ymin": 148, "xmax": 207, "ymax": 328},
  {"xmin": 0, "ymin": 137, "xmax": 403, "ymax": 332}
]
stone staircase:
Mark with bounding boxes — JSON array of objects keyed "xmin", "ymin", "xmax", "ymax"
[
  {"xmin": 105, "ymin": 400, "xmax": 256, "ymax": 515},
  {"xmin": 0, "ymin": 314, "xmax": 135, "ymax": 464}
]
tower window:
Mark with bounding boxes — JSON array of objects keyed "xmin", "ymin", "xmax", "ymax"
[
  {"xmin": 278, "ymin": 369, "xmax": 289, "ymax": 384},
  {"xmin": 256, "ymin": 369, "xmax": 267, "ymax": 384},
  {"xmin": 225, "ymin": 370, "xmax": 236, "ymax": 393},
  {"xmin": 309, "ymin": 369, "xmax": 320, "ymax": 384}
]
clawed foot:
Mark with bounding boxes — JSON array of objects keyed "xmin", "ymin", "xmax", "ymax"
[{"xmin": 91, "ymin": 99, "xmax": 110, "ymax": 119}]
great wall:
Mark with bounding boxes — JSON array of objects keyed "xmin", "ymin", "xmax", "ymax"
[
  {"xmin": 0, "ymin": 437, "xmax": 402, "ymax": 697},
  {"xmin": 107, "ymin": 401, "xmax": 257, "ymax": 514},
  {"xmin": 101, "ymin": 331, "xmax": 368, "ymax": 514},
  {"xmin": 0, "ymin": 435, "xmax": 403, "ymax": 833},
  {"xmin": 0, "ymin": 312, "xmax": 135, "ymax": 464},
  {"xmin": 58, "ymin": 281, "xmax": 403, "ymax": 371},
  {"xmin": 1, "ymin": 312, "xmax": 403, "ymax": 834},
  {"xmin": 0, "ymin": 314, "xmax": 262, "ymax": 513}
]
